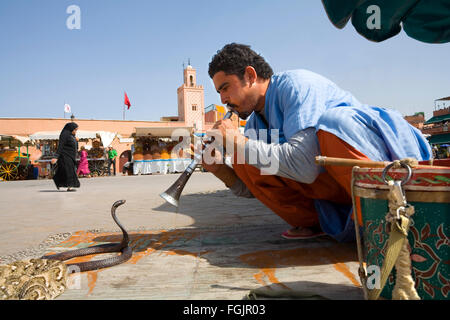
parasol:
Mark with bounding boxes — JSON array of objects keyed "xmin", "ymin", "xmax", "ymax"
[{"xmin": 321, "ymin": 0, "xmax": 450, "ymax": 43}]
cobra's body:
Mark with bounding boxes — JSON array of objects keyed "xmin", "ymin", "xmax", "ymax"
[{"xmin": 42, "ymin": 200, "xmax": 132, "ymax": 273}]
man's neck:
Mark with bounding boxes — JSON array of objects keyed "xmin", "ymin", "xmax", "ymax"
[{"xmin": 254, "ymin": 79, "xmax": 270, "ymax": 113}]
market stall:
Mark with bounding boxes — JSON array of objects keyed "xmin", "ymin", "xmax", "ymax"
[
  {"xmin": 30, "ymin": 130, "xmax": 117, "ymax": 178},
  {"xmin": 132, "ymin": 126, "xmax": 193, "ymax": 175}
]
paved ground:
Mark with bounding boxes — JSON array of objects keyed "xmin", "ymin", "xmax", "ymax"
[{"xmin": 0, "ymin": 172, "xmax": 364, "ymax": 300}]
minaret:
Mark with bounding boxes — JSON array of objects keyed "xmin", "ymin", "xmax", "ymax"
[{"xmin": 177, "ymin": 61, "xmax": 205, "ymax": 131}]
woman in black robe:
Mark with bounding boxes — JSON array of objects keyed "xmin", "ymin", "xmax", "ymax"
[{"xmin": 51, "ymin": 122, "xmax": 80, "ymax": 191}]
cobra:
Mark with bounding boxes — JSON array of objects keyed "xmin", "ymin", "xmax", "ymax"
[{"xmin": 42, "ymin": 200, "xmax": 133, "ymax": 273}]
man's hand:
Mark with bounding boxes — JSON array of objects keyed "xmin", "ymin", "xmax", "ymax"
[
  {"xmin": 51, "ymin": 158, "xmax": 57, "ymax": 164},
  {"xmin": 190, "ymin": 141, "xmax": 224, "ymax": 174},
  {"xmin": 206, "ymin": 119, "xmax": 248, "ymax": 166},
  {"xmin": 208, "ymin": 119, "xmax": 242, "ymax": 149},
  {"xmin": 190, "ymin": 141, "xmax": 238, "ymax": 188}
]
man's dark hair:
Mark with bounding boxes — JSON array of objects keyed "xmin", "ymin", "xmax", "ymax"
[{"xmin": 208, "ymin": 43, "xmax": 273, "ymax": 80}]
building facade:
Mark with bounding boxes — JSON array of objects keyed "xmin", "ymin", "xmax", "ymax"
[
  {"xmin": 403, "ymin": 97, "xmax": 450, "ymax": 157},
  {"xmin": 422, "ymin": 102, "xmax": 450, "ymax": 146},
  {"xmin": 0, "ymin": 64, "xmax": 233, "ymax": 174},
  {"xmin": 404, "ymin": 112, "xmax": 425, "ymax": 130}
]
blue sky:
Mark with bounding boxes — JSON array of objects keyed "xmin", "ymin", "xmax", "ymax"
[{"xmin": 0, "ymin": 0, "xmax": 449, "ymax": 121}]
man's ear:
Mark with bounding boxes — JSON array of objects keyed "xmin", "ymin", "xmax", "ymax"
[{"xmin": 244, "ymin": 66, "xmax": 257, "ymax": 86}]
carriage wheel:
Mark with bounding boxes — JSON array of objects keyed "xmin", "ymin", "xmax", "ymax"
[
  {"xmin": 100, "ymin": 161, "xmax": 109, "ymax": 176},
  {"xmin": 0, "ymin": 162, "xmax": 19, "ymax": 181},
  {"xmin": 89, "ymin": 161, "xmax": 103, "ymax": 177}
]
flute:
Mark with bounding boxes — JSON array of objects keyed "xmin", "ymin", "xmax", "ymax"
[{"xmin": 160, "ymin": 111, "xmax": 233, "ymax": 207}]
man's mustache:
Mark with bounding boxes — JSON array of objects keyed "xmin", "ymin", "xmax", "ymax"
[
  {"xmin": 227, "ymin": 103, "xmax": 239, "ymax": 111},
  {"xmin": 226, "ymin": 103, "xmax": 251, "ymax": 120}
]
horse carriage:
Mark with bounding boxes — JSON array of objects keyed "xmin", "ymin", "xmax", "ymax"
[{"xmin": 0, "ymin": 135, "xmax": 33, "ymax": 181}]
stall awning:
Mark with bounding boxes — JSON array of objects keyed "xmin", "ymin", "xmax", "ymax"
[
  {"xmin": 425, "ymin": 113, "xmax": 450, "ymax": 125},
  {"xmin": 427, "ymin": 133, "xmax": 450, "ymax": 145},
  {"xmin": 0, "ymin": 134, "xmax": 32, "ymax": 145},
  {"xmin": 96, "ymin": 131, "xmax": 117, "ymax": 148},
  {"xmin": 29, "ymin": 132, "xmax": 59, "ymax": 140},
  {"xmin": 135, "ymin": 126, "xmax": 193, "ymax": 137},
  {"xmin": 29, "ymin": 130, "xmax": 116, "ymax": 141},
  {"xmin": 30, "ymin": 131, "xmax": 94, "ymax": 140}
]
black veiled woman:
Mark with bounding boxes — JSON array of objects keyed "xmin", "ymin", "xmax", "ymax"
[{"xmin": 51, "ymin": 122, "xmax": 80, "ymax": 191}]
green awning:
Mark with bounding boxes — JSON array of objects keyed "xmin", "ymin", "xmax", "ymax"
[
  {"xmin": 321, "ymin": 0, "xmax": 450, "ymax": 43},
  {"xmin": 425, "ymin": 113, "xmax": 450, "ymax": 124},
  {"xmin": 427, "ymin": 133, "xmax": 450, "ymax": 144}
]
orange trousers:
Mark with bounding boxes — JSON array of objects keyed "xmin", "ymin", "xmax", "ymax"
[{"xmin": 232, "ymin": 130, "xmax": 369, "ymax": 228}]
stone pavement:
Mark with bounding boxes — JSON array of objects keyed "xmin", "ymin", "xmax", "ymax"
[{"xmin": 0, "ymin": 172, "xmax": 364, "ymax": 300}]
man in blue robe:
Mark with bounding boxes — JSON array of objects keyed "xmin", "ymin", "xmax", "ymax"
[{"xmin": 201, "ymin": 43, "xmax": 431, "ymax": 241}]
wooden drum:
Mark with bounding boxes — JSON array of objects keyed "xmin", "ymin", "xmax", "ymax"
[{"xmin": 352, "ymin": 163, "xmax": 450, "ymax": 299}]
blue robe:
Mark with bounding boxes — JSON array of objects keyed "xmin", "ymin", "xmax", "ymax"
[{"xmin": 245, "ymin": 69, "xmax": 431, "ymax": 242}]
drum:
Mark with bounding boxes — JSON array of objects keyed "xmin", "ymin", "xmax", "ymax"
[{"xmin": 352, "ymin": 163, "xmax": 450, "ymax": 300}]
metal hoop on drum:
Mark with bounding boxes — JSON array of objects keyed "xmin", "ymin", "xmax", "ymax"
[{"xmin": 381, "ymin": 162, "xmax": 412, "ymax": 186}]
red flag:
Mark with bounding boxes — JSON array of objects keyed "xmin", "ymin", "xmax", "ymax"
[{"xmin": 124, "ymin": 92, "xmax": 131, "ymax": 109}]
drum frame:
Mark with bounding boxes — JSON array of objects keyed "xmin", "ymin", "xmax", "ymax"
[{"xmin": 351, "ymin": 165, "xmax": 450, "ymax": 300}]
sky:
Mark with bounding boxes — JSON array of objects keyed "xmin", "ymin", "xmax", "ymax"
[{"xmin": 0, "ymin": 0, "xmax": 449, "ymax": 122}]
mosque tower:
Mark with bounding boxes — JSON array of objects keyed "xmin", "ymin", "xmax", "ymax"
[{"xmin": 177, "ymin": 60, "xmax": 205, "ymax": 131}]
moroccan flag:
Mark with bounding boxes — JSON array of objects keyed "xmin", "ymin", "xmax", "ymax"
[
  {"xmin": 64, "ymin": 103, "xmax": 71, "ymax": 113},
  {"xmin": 124, "ymin": 92, "xmax": 131, "ymax": 109}
]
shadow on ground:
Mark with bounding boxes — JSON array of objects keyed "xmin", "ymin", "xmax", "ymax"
[
  {"xmin": 238, "ymin": 280, "xmax": 363, "ymax": 300},
  {"xmin": 85, "ymin": 226, "xmax": 358, "ymax": 271},
  {"xmin": 153, "ymin": 189, "xmax": 287, "ymax": 228},
  {"xmin": 46, "ymin": 189, "xmax": 359, "ymax": 272}
]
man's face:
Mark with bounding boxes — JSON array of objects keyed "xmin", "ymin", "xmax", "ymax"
[{"xmin": 212, "ymin": 71, "xmax": 257, "ymax": 120}]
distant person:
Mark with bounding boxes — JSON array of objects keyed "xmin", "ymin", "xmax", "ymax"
[
  {"xmin": 107, "ymin": 146, "xmax": 118, "ymax": 176},
  {"xmin": 77, "ymin": 146, "xmax": 91, "ymax": 178},
  {"xmin": 122, "ymin": 150, "xmax": 132, "ymax": 175},
  {"xmin": 51, "ymin": 122, "xmax": 80, "ymax": 191},
  {"xmin": 432, "ymin": 145, "xmax": 438, "ymax": 159}
]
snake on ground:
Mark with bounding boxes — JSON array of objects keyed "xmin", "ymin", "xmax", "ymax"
[
  {"xmin": 1, "ymin": 200, "xmax": 132, "ymax": 300},
  {"xmin": 42, "ymin": 199, "xmax": 133, "ymax": 272}
]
